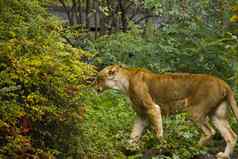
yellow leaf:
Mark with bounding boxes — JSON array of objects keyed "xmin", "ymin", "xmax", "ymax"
[
  {"xmin": 232, "ymin": 5, "xmax": 238, "ymax": 12},
  {"xmin": 230, "ymin": 15, "xmax": 238, "ymax": 22},
  {"xmin": 9, "ymin": 31, "xmax": 16, "ymax": 37}
]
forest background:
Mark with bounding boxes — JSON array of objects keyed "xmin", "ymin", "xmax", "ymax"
[{"xmin": 0, "ymin": 0, "xmax": 238, "ymax": 158}]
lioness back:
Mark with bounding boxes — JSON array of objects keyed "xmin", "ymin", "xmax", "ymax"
[{"xmin": 130, "ymin": 70, "xmax": 229, "ymax": 117}]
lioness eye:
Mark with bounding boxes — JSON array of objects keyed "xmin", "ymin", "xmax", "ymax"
[
  {"xmin": 108, "ymin": 71, "xmax": 112, "ymax": 75},
  {"xmin": 108, "ymin": 70, "xmax": 115, "ymax": 75}
]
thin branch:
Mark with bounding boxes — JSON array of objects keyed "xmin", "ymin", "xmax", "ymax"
[
  {"xmin": 134, "ymin": 15, "xmax": 157, "ymax": 24},
  {"xmin": 124, "ymin": 1, "xmax": 134, "ymax": 11},
  {"xmin": 61, "ymin": 35, "xmax": 74, "ymax": 46}
]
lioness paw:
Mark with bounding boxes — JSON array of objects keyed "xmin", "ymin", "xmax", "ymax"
[
  {"xmin": 155, "ymin": 131, "xmax": 163, "ymax": 140},
  {"xmin": 216, "ymin": 152, "xmax": 229, "ymax": 159}
]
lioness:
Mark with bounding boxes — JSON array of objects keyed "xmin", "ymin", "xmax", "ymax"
[{"xmin": 95, "ymin": 64, "xmax": 238, "ymax": 159}]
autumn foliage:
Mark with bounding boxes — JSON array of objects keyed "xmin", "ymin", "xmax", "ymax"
[{"xmin": 0, "ymin": 0, "xmax": 95, "ymax": 158}]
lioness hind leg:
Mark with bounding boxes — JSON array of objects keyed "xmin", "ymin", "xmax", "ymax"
[
  {"xmin": 211, "ymin": 102, "xmax": 237, "ymax": 159},
  {"xmin": 197, "ymin": 117, "xmax": 216, "ymax": 146}
]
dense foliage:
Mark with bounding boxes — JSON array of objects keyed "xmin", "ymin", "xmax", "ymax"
[
  {"xmin": 0, "ymin": 0, "xmax": 95, "ymax": 158},
  {"xmin": 0, "ymin": 0, "xmax": 238, "ymax": 159},
  {"xmin": 91, "ymin": 13, "xmax": 238, "ymax": 84}
]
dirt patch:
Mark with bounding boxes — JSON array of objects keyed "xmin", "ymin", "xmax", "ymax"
[{"xmin": 141, "ymin": 148, "xmax": 238, "ymax": 159}]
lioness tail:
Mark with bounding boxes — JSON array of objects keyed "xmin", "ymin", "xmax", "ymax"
[{"xmin": 227, "ymin": 88, "xmax": 238, "ymax": 120}]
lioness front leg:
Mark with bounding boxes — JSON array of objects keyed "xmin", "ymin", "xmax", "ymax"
[
  {"xmin": 146, "ymin": 104, "xmax": 163, "ymax": 139},
  {"xmin": 129, "ymin": 116, "xmax": 147, "ymax": 145},
  {"xmin": 131, "ymin": 82, "xmax": 163, "ymax": 140}
]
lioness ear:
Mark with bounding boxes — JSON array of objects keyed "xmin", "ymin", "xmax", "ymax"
[
  {"xmin": 118, "ymin": 64, "xmax": 127, "ymax": 68},
  {"xmin": 108, "ymin": 65, "xmax": 120, "ymax": 76}
]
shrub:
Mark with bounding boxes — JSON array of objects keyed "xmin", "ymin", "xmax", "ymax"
[
  {"xmin": 0, "ymin": 0, "xmax": 95, "ymax": 158},
  {"xmin": 92, "ymin": 23, "xmax": 237, "ymax": 83}
]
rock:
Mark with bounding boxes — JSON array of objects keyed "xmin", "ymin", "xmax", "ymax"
[
  {"xmin": 192, "ymin": 154, "xmax": 216, "ymax": 159},
  {"xmin": 142, "ymin": 148, "xmax": 171, "ymax": 159}
]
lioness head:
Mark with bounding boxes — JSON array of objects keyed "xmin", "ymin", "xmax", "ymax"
[{"xmin": 95, "ymin": 65, "xmax": 128, "ymax": 93}]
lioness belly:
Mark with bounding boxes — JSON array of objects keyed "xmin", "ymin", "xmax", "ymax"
[{"xmin": 159, "ymin": 98, "xmax": 189, "ymax": 116}]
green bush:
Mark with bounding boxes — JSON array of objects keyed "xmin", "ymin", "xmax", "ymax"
[
  {"xmin": 81, "ymin": 91, "xmax": 135, "ymax": 158},
  {"xmin": 92, "ymin": 23, "xmax": 237, "ymax": 83}
]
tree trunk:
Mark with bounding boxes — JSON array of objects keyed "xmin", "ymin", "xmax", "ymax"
[
  {"xmin": 58, "ymin": 0, "xmax": 74, "ymax": 25},
  {"xmin": 71, "ymin": 0, "xmax": 77, "ymax": 25},
  {"xmin": 94, "ymin": 0, "xmax": 98, "ymax": 39},
  {"xmin": 218, "ymin": 0, "xmax": 225, "ymax": 30},
  {"xmin": 118, "ymin": 0, "xmax": 127, "ymax": 32},
  {"xmin": 76, "ymin": 0, "xmax": 82, "ymax": 25},
  {"xmin": 86, "ymin": 0, "xmax": 90, "ymax": 29},
  {"xmin": 180, "ymin": 0, "xmax": 187, "ymax": 18},
  {"xmin": 99, "ymin": 4, "xmax": 106, "ymax": 35}
]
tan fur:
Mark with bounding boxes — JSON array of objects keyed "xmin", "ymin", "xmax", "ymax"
[
  {"xmin": 129, "ymin": 117, "xmax": 148, "ymax": 145},
  {"xmin": 96, "ymin": 65, "xmax": 238, "ymax": 159}
]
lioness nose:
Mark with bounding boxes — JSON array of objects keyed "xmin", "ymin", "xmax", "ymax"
[{"xmin": 96, "ymin": 87, "xmax": 102, "ymax": 93}]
